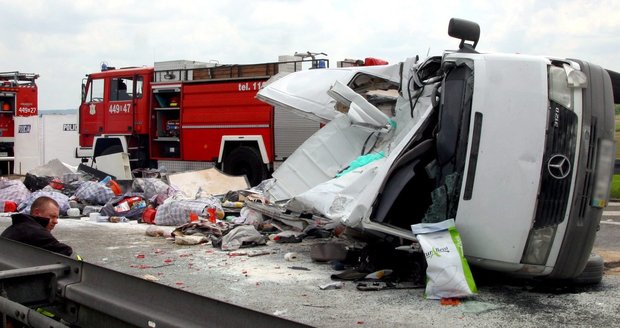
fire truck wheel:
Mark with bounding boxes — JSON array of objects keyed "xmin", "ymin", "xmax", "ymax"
[{"xmin": 223, "ymin": 146, "xmax": 267, "ymax": 186}]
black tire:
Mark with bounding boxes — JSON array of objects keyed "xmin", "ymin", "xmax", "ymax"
[
  {"xmin": 130, "ymin": 149, "xmax": 151, "ymax": 170},
  {"xmin": 571, "ymin": 253, "xmax": 604, "ymax": 285},
  {"xmin": 222, "ymin": 146, "xmax": 268, "ymax": 187}
]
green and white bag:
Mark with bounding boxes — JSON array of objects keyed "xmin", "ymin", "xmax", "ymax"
[{"xmin": 411, "ymin": 219, "xmax": 477, "ymax": 299}]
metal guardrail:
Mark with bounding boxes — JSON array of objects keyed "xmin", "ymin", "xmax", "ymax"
[{"xmin": 0, "ymin": 238, "xmax": 310, "ymax": 328}]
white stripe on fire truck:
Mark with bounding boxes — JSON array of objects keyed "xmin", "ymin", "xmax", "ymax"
[{"xmin": 182, "ymin": 124, "xmax": 270, "ymax": 129}]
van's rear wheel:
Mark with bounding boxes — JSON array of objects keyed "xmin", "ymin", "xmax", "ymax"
[{"xmin": 223, "ymin": 146, "xmax": 267, "ymax": 186}]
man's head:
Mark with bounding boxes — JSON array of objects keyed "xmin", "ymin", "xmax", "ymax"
[{"xmin": 30, "ymin": 196, "xmax": 60, "ymax": 231}]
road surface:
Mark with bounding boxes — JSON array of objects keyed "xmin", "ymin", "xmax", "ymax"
[{"xmin": 1, "ymin": 209, "xmax": 619, "ymax": 327}]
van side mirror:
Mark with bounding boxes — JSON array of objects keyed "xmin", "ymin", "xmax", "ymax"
[{"xmin": 448, "ymin": 18, "xmax": 480, "ymax": 52}]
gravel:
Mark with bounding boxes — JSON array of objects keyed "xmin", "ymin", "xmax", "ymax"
[{"xmin": 1, "ymin": 216, "xmax": 619, "ymax": 327}]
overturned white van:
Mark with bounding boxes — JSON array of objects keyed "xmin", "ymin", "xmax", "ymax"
[{"xmin": 255, "ymin": 19, "xmax": 616, "ymax": 282}]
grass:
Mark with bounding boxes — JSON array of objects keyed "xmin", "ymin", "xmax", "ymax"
[
  {"xmin": 616, "ymin": 114, "xmax": 620, "ymax": 158},
  {"xmin": 611, "ymin": 175, "xmax": 620, "ymax": 200},
  {"xmin": 614, "ymin": 112, "xmax": 620, "ymax": 199}
]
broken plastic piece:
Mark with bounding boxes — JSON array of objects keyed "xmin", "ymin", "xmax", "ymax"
[
  {"xmin": 310, "ymin": 243, "xmax": 348, "ymax": 262},
  {"xmin": 329, "ymin": 260, "xmax": 346, "ymax": 271},
  {"xmin": 109, "ymin": 216, "xmax": 129, "ymax": 223},
  {"xmin": 330, "ymin": 270, "xmax": 368, "ymax": 281},
  {"xmin": 284, "ymin": 252, "xmax": 300, "ymax": 261},
  {"xmin": 0, "ymin": 200, "xmax": 17, "ymax": 213},
  {"xmin": 356, "ymin": 282, "xmax": 386, "ymax": 291},
  {"xmin": 288, "ymin": 266, "xmax": 310, "ymax": 271},
  {"xmin": 440, "ymin": 298, "xmax": 461, "ymax": 306},
  {"xmin": 107, "ymin": 180, "xmax": 122, "ymax": 195},
  {"xmin": 222, "ymin": 201, "xmax": 244, "ymax": 208},
  {"xmin": 248, "ymin": 250, "xmax": 271, "ymax": 257},
  {"xmin": 364, "ymin": 269, "xmax": 393, "ymax": 280},
  {"xmin": 319, "ymin": 282, "xmax": 344, "ymax": 290},
  {"xmin": 356, "ymin": 281, "xmax": 423, "ymax": 291},
  {"xmin": 207, "ymin": 207, "xmax": 216, "ymax": 223},
  {"xmin": 145, "ymin": 225, "xmax": 166, "ymax": 237},
  {"xmin": 175, "ymin": 235, "xmax": 209, "ymax": 245},
  {"xmin": 66, "ymin": 208, "xmax": 80, "ymax": 217},
  {"xmin": 143, "ymin": 274, "xmax": 159, "ymax": 282},
  {"xmin": 328, "ymin": 80, "xmax": 391, "ymax": 131},
  {"xmin": 142, "ymin": 208, "xmax": 156, "ymax": 224}
]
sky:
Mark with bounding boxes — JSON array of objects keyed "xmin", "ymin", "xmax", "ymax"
[{"xmin": 1, "ymin": 0, "xmax": 619, "ymax": 110}]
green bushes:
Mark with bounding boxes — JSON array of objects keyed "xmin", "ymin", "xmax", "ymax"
[{"xmin": 610, "ymin": 175, "xmax": 620, "ymax": 200}]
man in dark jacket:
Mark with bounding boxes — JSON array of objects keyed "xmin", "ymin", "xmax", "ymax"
[{"xmin": 1, "ymin": 196, "xmax": 73, "ymax": 256}]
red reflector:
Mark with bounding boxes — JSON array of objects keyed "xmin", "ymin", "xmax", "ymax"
[{"xmin": 364, "ymin": 57, "xmax": 389, "ymax": 66}]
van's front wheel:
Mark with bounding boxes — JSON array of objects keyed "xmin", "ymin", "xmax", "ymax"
[
  {"xmin": 222, "ymin": 146, "xmax": 268, "ymax": 187},
  {"xmin": 571, "ymin": 253, "xmax": 604, "ymax": 285}
]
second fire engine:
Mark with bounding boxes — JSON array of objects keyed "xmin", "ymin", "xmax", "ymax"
[{"xmin": 76, "ymin": 55, "xmax": 334, "ymax": 185}]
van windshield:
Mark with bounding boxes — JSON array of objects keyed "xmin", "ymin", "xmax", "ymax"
[{"xmin": 371, "ymin": 60, "xmax": 475, "ymax": 230}]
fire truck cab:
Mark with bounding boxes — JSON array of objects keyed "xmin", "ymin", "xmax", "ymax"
[{"xmin": 77, "ymin": 66, "xmax": 152, "ymax": 167}]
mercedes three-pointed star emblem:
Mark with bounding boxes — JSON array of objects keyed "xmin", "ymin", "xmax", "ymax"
[{"xmin": 547, "ymin": 154, "xmax": 571, "ymax": 179}]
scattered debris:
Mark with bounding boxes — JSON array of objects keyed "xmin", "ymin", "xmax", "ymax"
[
  {"xmin": 142, "ymin": 274, "xmax": 159, "ymax": 282},
  {"xmin": 310, "ymin": 243, "xmax": 347, "ymax": 262},
  {"xmin": 167, "ymin": 168, "xmax": 249, "ymax": 198},
  {"xmin": 364, "ymin": 269, "xmax": 393, "ymax": 280},
  {"xmin": 151, "ymin": 263, "xmax": 175, "ymax": 269},
  {"xmin": 1, "ymin": 159, "xmax": 437, "ymax": 300},
  {"xmin": 175, "ymin": 235, "xmax": 209, "ymax": 245},
  {"xmin": 356, "ymin": 282, "xmax": 422, "ymax": 291},
  {"xmin": 284, "ymin": 252, "xmax": 300, "ymax": 261},
  {"xmin": 288, "ymin": 266, "xmax": 310, "ymax": 271},
  {"xmin": 248, "ymin": 250, "xmax": 272, "ymax": 257},
  {"xmin": 319, "ymin": 282, "xmax": 344, "ymax": 290},
  {"xmin": 302, "ymin": 304, "xmax": 332, "ymax": 308},
  {"xmin": 272, "ymin": 310, "xmax": 288, "ymax": 317},
  {"xmin": 221, "ymin": 225, "xmax": 267, "ymax": 251},
  {"xmin": 146, "ymin": 226, "xmax": 166, "ymax": 237},
  {"xmin": 440, "ymin": 298, "xmax": 461, "ymax": 306}
]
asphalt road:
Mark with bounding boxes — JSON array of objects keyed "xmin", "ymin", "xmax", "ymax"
[
  {"xmin": 1, "ymin": 212, "xmax": 619, "ymax": 327},
  {"xmin": 596, "ymin": 202, "xmax": 620, "ymax": 249}
]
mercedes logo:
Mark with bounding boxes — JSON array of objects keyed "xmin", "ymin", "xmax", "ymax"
[{"xmin": 547, "ymin": 154, "xmax": 571, "ymax": 179}]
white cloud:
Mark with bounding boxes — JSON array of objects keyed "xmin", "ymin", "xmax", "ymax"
[{"xmin": 0, "ymin": 0, "xmax": 618, "ymax": 109}]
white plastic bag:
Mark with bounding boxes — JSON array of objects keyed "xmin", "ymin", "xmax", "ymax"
[{"xmin": 411, "ymin": 219, "xmax": 477, "ymax": 299}]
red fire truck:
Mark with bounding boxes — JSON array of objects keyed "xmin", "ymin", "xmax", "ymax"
[
  {"xmin": 75, "ymin": 56, "xmax": 329, "ymax": 185},
  {"xmin": 0, "ymin": 71, "xmax": 39, "ymax": 174}
]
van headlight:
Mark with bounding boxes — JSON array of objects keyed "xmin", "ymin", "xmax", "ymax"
[
  {"xmin": 521, "ymin": 225, "xmax": 557, "ymax": 265},
  {"xmin": 591, "ymin": 139, "xmax": 614, "ymax": 208}
]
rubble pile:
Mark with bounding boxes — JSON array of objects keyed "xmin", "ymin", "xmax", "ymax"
[{"xmin": 0, "ymin": 160, "xmax": 470, "ymax": 301}]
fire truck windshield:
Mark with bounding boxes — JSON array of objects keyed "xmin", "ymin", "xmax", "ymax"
[{"xmin": 86, "ymin": 78, "xmax": 104, "ymax": 103}]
